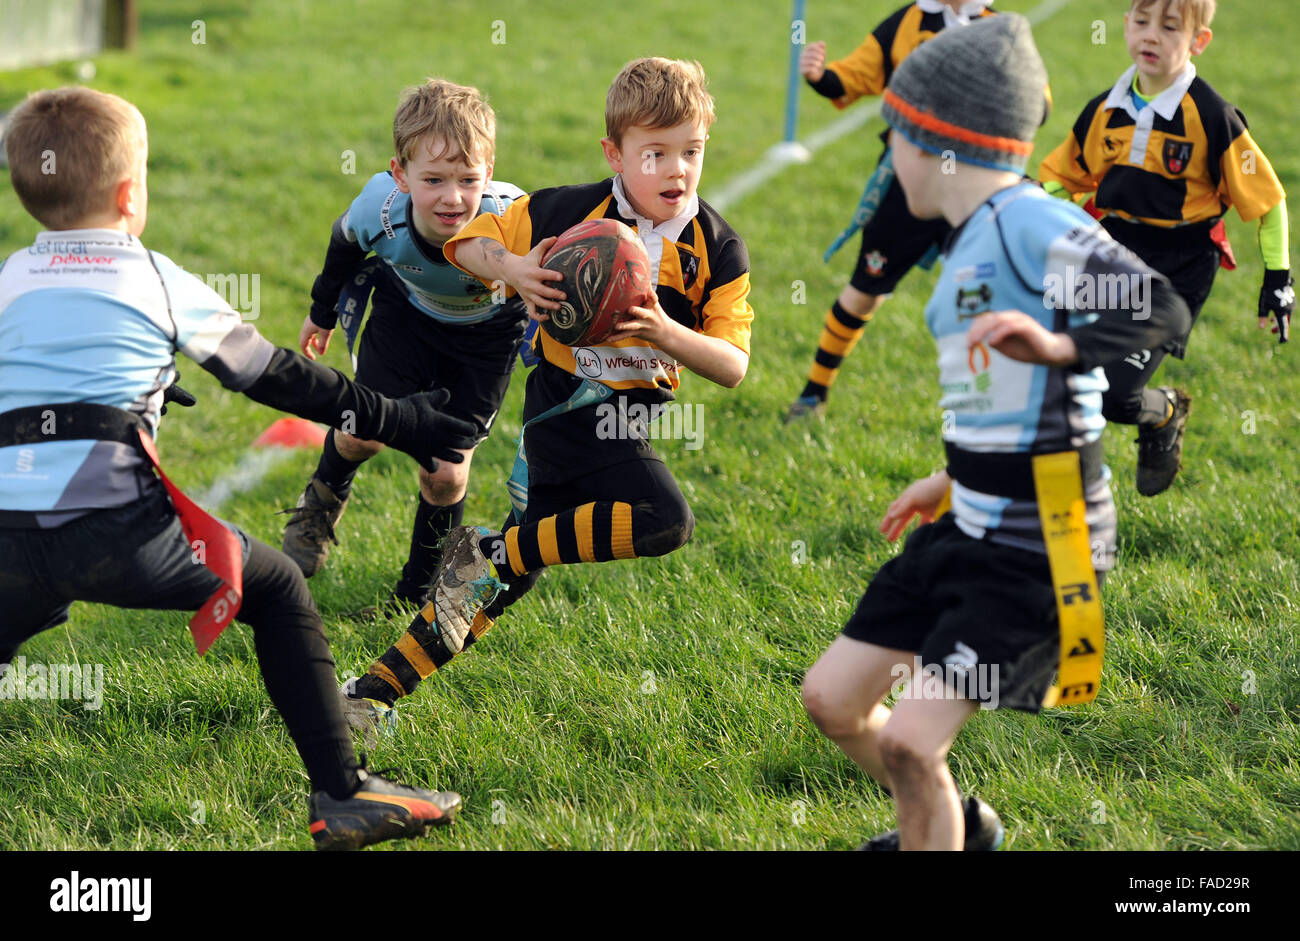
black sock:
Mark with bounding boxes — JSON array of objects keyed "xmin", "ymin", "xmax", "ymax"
[
  {"xmin": 397, "ymin": 495, "xmax": 464, "ymax": 593},
  {"xmin": 799, "ymin": 380, "xmax": 829, "ymax": 402},
  {"xmin": 315, "ymin": 433, "xmax": 364, "ymax": 498},
  {"xmin": 355, "ymin": 673, "xmax": 401, "ymax": 707}
]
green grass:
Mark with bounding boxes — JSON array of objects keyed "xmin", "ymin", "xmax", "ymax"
[{"xmin": 1, "ymin": 0, "xmax": 1298, "ymax": 850}]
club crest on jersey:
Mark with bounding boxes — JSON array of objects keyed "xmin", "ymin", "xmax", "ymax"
[
  {"xmin": 677, "ymin": 247, "xmax": 699, "ymax": 289},
  {"xmin": 866, "ymin": 250, "xmax": 887, "ymax": 277},
  {"xmin": 956, "ymin": 283, "xmax": 993, "ymax": 320},
  {"xmin": 1163, "ymin": 139, "xmax": 1193, "ymax": 175}
]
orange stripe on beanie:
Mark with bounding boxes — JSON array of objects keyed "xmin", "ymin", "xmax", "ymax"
[{"xmin": 880, "ymin": 13, "xmax": 1050, "ymax": 173}]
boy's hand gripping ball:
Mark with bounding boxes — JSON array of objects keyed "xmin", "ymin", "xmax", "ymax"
[{"xmin": 539, "ymin": 219, "xmax": 653, "ymax": 347}]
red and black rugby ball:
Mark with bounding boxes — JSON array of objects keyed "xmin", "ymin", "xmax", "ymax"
[{"xmin": 539, "ymin": 219, "xmax": 653, "ymax": 346}]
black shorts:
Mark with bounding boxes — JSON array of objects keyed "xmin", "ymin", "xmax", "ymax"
[
  {"xmin": 843, "ymin": 515, "xmax": 1071, "ymax": 713},
  {"xmin": 354, "ymin": 273, "xmax": 528, "ymax": 441},
  {"xmin": 849, "ymin": 172, "xmax": 951, "ymax": 296},
  {"xmin": 520, "ymin": 360, "xmax": 669, "ymax": 489},
  {"xmin": 1101, "ymin": 218, "xmax": 1220, "ymax": 358},
  {"xmin": 0, "ymin": 485, "xmax": 251, "ymax": 650}
]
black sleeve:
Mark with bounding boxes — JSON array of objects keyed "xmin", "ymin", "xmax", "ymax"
[
  {"xmin": 308, "ymin": 212, "xmax": 368, "ymax": 329},
  {"xmin": 1068, "ymin": 267, "xmax": 1192, "ymax": 371},
  {"xmin": 807, "ymin": 67, "xmax": 847, "ymax": 100},
  {"xmin": 240, "ymin": 346, "xmax": 400, "ymax": 440},
  {"xmin": 1020, "ymin": 220, "xmax": 1192, "ymax": 371}
]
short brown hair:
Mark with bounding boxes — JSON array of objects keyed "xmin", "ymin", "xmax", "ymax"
[
  {"xmin": 4, "ymin": 86, "xmax": 146, "ymax": 229},
  {"xmin": 1130, "ymin": 0, "xmax": 1216, "ymax": 34},
  {"xmin": 605, "ymin": 58, "xmax": 716, "ymax": 146},
  {"xmin": 393, "ymin": 78, "xmax": 495, "ymax": 167}
]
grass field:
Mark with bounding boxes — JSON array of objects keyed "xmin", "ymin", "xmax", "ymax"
[{"xmin": 1, "ymin": 0, "xmax": 1297, "ymax": 851}]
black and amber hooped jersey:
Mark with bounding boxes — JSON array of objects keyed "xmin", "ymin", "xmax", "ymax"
[
  {"xmin": 824, "ymin": 1, "xmax": 995, "ymax": 110},
  {"xmin": 1039, "ymin": 65, "xmax": 1285, "ymax": 228},
  {"xmin": 445, "ymin": 177, "xmax": 753, "ymax": 393}
]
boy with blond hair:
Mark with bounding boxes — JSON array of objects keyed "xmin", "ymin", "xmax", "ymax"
[
  {"xmin": 801, "ymin": 16, "xmax": 1191, "ymax": 849},
  {"xmin": 283, "ymin": 78, "xmax": 528, "ymax": 616},
  {"xmin": 0, "ymin": 87, "xmax": 478, "ymax": 849},
  {"xmin": 342, "ymin": 58, "xmax": 753, "ymax": 716},
  {"xmin": 1039, "ymin": 0, "xmax": 1291, "ymax": 496}
]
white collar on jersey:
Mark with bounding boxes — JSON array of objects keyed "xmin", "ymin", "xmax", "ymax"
[
  {"xmin": 1103, "ymin": 63, "xmax": 1196, "ymax": 166},
  {"xmin": 1104, "ymin": 62, "xmax": 1196, "ymax": 122},
  {"xmin": 34, "ymin": 228, "xmax": 137, "ymax": 247},
  {"xmin": 611, "ymin": 174, "xmax": 697, "ymax": 243},
  {"xmin": 916, "ymin": 0, "xmax": 993, "ymax": 28},
  {"xmin": 611, "ymin": 175, "xmax": 698, "ymax": 285}
]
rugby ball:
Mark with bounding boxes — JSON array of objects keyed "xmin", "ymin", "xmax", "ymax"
[{"xmin": 539, "ymin": 219, "xmax": 653, "ymax": 346}]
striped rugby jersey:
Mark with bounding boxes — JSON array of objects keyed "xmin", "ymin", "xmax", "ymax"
[
  {"xmin": 817, "ymin": 1, "xmax": 995, "ymax": 110},
  {"xmin": 446, "ymin": 176, "xmax": 753, "ymax": 395},
  {"xmin": 0, "ymin": 230, "xmax": 273, "ymax": 522},
  {"xmin": 1039, "ymin": 65, "xmax": 1285, "ymax": 227},
  {"xmin": 311, "ymin": 172, "xmax": 525, "ymax": 327},
  {"xmin": 932, "ymin": 183, "xmax": 1187, "ymax": 562}
]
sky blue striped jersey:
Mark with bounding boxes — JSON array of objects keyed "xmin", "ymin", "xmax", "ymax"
[
  {"xmin": 0, "ymin": 230, "xmax": 274, "ymax": 522},
  {"xmin": 929, "ymin": 182, "xmax": 1170, "ymax": 563}
]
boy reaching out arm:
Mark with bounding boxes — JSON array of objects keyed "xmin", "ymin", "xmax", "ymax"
[
  {"xmin": 785, "ymin": 1, "xmax": 997, "ymax": 422},
  {"xmin": 0, "ymin": 87, "xmax": 477, "ymax": 850}
]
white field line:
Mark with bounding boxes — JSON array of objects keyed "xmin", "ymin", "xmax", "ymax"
[
  {"xmin": 195, "ymin": 446, "xmax": 297, "ymax": 512},
  {"xmin": 706, "ymin": 0, "xmax": 1077, "ymax": 213}
]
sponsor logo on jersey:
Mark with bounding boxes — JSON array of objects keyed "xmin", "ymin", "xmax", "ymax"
[
  {"xmin": 574, "ymin": 348, "xmax": 603, "ymax": 378},
  {"xmin": 380, "ymin": 188, "xmax": 401, "ymax": 239}
]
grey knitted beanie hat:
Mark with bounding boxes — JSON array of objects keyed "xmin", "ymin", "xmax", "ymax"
[{"xmin": 881, "ymin": 13, "xmax": 1050, "ymax": 173}]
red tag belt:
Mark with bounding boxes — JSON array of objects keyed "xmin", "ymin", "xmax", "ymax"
[{"xmin": 136, "ymin": 430, "xmax": 243, "ymax": 654}]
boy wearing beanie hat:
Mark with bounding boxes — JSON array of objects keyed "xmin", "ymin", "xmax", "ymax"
[
  {"xmin": 801, "ymin": 15, "xmax": 1192, "ymax": 849},
  {"xmin": 1040, "ymin": 0, "xmax": 1291, "ymax": 497},
  {"xmin": 785, "ymin": 1, "xmax": 996, "ymax": 422}
]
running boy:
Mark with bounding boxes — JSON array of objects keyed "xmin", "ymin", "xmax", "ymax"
[
  {"xmin": 283, "ymin": 78, "xmax": 528, "ymax": 615},
  {"xmin": 786, "ymin": 0, "xmax": 995, "ymax": 422},
  {"xmin": 801, "ymin": 16, "xmax": 1191, "ymax": 849},
  {"xmin": 342, "ymin": 58, "xmax": 753, "ymax": 716},
  {"xmin": 1039, "ymin": 0, "xmax": 1291, "ymax": 496},
  {"xmin": 0, "ymin": 87, "xmax": 478, "ymax": 850}
]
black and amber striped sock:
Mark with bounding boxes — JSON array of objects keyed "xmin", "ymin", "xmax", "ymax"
[
  {"xmin": 800, "ymin": 301, "xmax": 874, "ymax": 401},
  {"xmin": 353, "ymin": 605, "xmax": 496, "ymax": 705},
  {"xmin": 480, "ymin": 501, "xmax": 636, "ymax": 577}
]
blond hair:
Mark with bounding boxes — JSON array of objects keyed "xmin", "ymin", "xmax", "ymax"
[
  {"xmin": 4, "ymin": 87, "xmax": 146, "ymax": 229},
  {"xmin": 605, "ymin": 58, "xmax": 715, "ymax": 146},
  {"xmin": 1130, "ymin": 0, "xmax": 1216, "ymax": 34},
  {"xmin": 393, "ymin": 78, "xmax": 495, "ymax": 167}
]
